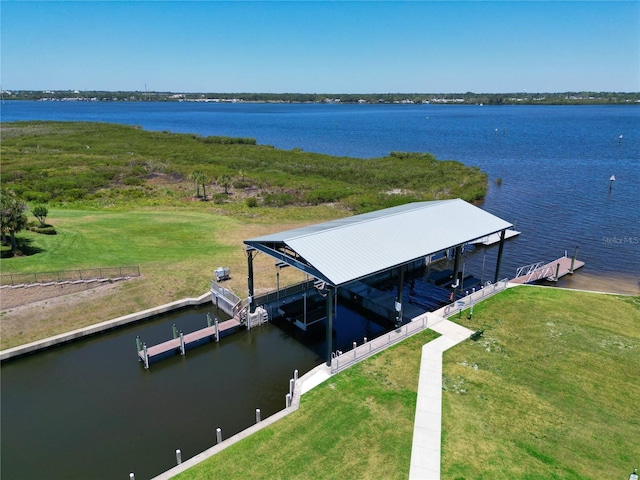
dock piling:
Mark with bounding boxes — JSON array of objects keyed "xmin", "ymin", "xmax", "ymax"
[
  {"xmin": 255, "ymin": 408, "xmax": 261, "ymax": 423},
  {"xmin": 286, "ymin": 393, "xmax": 292, "ymax": 408},
  {"xmin": 216, "ymin": 427, "xmax": 222, "ymax": 444},
  {"xmin": 215, "ymin": 320, "xmax": 220, "ymax": 342},
  {"xmin": 294, "ymin": 369, "xmax": 298, "ymax": 383},
  {"xmin": 172, "ymin": 324, "xmax": 177, "ymax": 339},
  {"xmin": 179, "ymin": 332, "xmax": 185, "ymax": 355},
  {"xmin": 135, "ymin": 336, "xmax": 141, "ymax": 359},
  {"xmin": 570, "ymin": 246, "xmax": 578, "ymax": 273},
  {"xmin": 176, "ymin": 449, "xmax": 182, "ymax": 465},
  {"xmin": 143, "ymin": 343, "xmax": 149, "ymax": 369},
  {"xmin": 129, "ymin": 473, "xmax": 135, "ymax": 480},
  {"xmin": 207, "ymin": 313, "xmax": 212, "ymax": 327}
]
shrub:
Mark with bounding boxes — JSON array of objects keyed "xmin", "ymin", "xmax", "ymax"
[
  {"xmin": 212, "ymin": 193, "xmax": 227, "ymax": 204},
  {"xmin": 245, "ymin": 197, "xmax": 259, "ymax": 208},
  {"xmin": 263, "ymin": 192, "xmax": 296, "ymax": 207},
  {"xmin": 30, "ymin": 225, "xmax": 57, "ymax": 235},
  {"xmin": 22, "ymin": 190, "xmax": 52, "ymax": 203},
  {"xmin": 124, "ymin": 177, "xmax": 144, "ymax": 186}
]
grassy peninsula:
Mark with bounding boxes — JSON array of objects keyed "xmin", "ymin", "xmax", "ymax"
[{"xmin": 0, "ymin": 121, "xmax": 487, "ymax": 348}]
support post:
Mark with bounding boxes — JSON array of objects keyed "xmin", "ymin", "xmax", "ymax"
[
  {"xmin": 494, "ymin": 229, "xmax": 507, "ymax": 283},
  {"xmin": 395, "ymin": 265, "xmax": 404, "ymax": 327},
  {"xmin": 247, "ymin": 248, "xmax": 256, "ymax": 313},
  {"xmin": 452, "ymin": 245, "xmax": 462, "ymax": 285},
  {"xmin": 143, "ymin": 343, "xmax": 149, "ymax": 369},
  {"xmin": 207, "ymin": 313, "xmax": 212, "ymax": 327},
  {"xmin": 215, "ymin": 320, "xmax": 220, "ymax": 342},
  {"xmin": 179, "ymin": 332, "xmax": 185, "ymax": 355},
  {"xmin": 135, "ymin": 336, "xmax": 142, "ymax": 358},
  {"xmin": 325, "ymin": 287, "xmax": 334, "ymax": 367},
  {"xmin": 570, "ymin": 246, "xmax": 578, "ymax": 273},
  {"xmin": 172, "ymin": 324, "xmax": 177, "ymax": 339}
]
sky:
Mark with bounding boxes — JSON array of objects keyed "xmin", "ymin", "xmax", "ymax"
[{"xmin": 1, "ymin": 1, "xmax": 639, "ymax": 94}]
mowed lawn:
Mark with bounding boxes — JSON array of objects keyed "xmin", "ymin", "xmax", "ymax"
[
  {"xmin": 0, "ymin": 205, "xmax": 340, "ymax": 348},
  {"xmin": 173, "ymin": 287, "xmax": 638, "ymax": 480}
]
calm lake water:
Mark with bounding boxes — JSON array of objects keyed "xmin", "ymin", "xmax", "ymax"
[
  {"xmin": 1, "ymin": 101, "xmax": 638, "ymax": 479},
  {"xmin": 3, "ymin": 101, "xmax": 639, "ymax": 288}
]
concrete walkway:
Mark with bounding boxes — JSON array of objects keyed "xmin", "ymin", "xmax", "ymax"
[{"xmin": 409, "ymin": 315, "xmax": 474, "ymax": 479}]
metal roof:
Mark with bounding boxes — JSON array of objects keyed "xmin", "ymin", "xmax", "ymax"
[{"xmin": 245, "ymin": 199, "xmax": 512, "ymax": 286}]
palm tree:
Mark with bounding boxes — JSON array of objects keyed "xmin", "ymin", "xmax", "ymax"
[
  {"xmin": 218, "ymin": 175, "xmax": 232, "ymax": 195},
  {"xmin": 199, "ymin": 173, "xmax": 210, "ymax": 200},
  {"xmin": 189, "ymin": 171, "xmax": 202, "ymax": 198}
]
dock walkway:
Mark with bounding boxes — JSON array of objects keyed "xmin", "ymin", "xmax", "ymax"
[
  {"xmin": 510, "ymin": 255, "xmax": 584, "ymax": 284},
  {"xmin": 138, "ymin": 319, "xmax": 241, "ymax": 367}
]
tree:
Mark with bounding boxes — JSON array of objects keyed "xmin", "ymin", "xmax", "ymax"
[
  {"xmin": 198, "ymin": 173, "xmax": 210, "ymax": 200},
  {"xmin": 218, "ymin": 175, "xmax": 232, "ymax": 195},
  {"xmin": 32, "ymin": 204, "xmax": 49, "ymax": 226},
  {"xmin": 0, "ymin": 190, "xmax": 28, "ymax": 253},
  {"xmin": 189, "ymin": 171, "xmax": 202, "ymax": 198}
]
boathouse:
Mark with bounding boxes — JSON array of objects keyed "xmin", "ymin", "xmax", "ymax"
[{"xmin": 244, "ymin": 198, "xmax": 513, "ymax": 366}]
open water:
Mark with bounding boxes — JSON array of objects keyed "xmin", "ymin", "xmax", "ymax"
[
  {"xmin": 3, "ymin": 101, "xmax": 639, "ymax": 290},
  {"xmin": 1, "ymin": 101, "xmax": 638, "ymax": 479}
]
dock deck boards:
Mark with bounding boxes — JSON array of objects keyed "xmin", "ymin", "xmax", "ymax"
[
  {"xmin": 510, "ymin": 256, "xmax": 584, "ymax": 284},
  {"xmin": 138, "ymin": 319, "xmax": 241, "ymax": 361}
]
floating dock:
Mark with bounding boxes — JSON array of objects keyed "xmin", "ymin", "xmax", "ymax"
[
  {"xmin": 510, "ymin": 254, "xmax": 584, "ymax": 284},
  {"xmin": 135, "ymin": 307, "xmax": 269, "ymax": 368},
  {"xmin": 137, "ymin": 318, "xmax": 242, "ymax": 368}
]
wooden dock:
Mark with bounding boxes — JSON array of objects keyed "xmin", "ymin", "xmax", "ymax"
[
  {"xmin": 510, "ymin": 255, "xmax": 585, "ymax": 285},
  {"xmin": 137, "ymin": 318, "xmax": 241, "ymax": 368}
]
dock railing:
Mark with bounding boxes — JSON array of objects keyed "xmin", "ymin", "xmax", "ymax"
[
  {"xmin": 441, "ymin": 278, "xmax": 510, "ymax": 317},
  {"xmin": 253, "ymin": 279, "xmax": 315, "ymax": 306},
  {"xmin": 331, "ymin": 315, "xmax": 432, "ymax": 374},
  {"xmin": 0, "ymin": 266, "xmax": 140, "ymax": 287},
  {"xmin": 330, "ymin": 277, "xmax": 510, "ymax": 374}
]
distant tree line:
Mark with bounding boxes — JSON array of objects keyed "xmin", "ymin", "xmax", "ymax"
[{"xmin": 3, "ymin": 90, "xmax": 639, "ymax": 105}]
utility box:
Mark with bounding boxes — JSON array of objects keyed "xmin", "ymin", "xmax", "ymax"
[{"xmin": 214, "ymin": 267, "xmax": 230, "ymax": 282}]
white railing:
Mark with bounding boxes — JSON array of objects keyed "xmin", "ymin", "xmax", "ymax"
[
  {"xmin": 441, "ymin": 278, "xmax": 509, "ymax": 317},
  {"xmin": 330, "ymin": 315, "xmax": 431, "ymax": 374}
]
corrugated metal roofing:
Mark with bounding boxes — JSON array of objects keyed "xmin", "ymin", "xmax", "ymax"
[{"xmin": 245, "ymin": 199, "xmax": 512, "ymax": 286}]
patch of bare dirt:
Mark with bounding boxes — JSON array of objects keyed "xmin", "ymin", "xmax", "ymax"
[{"xmin": 0, "ymin": 279, "xmax": 130, "ymax": 311}]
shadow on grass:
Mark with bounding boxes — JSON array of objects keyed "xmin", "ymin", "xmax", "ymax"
[{"xmin": 2, "ymin": 238, "xmax": 46, "ymax": 257}]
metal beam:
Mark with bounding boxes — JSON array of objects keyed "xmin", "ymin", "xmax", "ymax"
[
  {"xmin": 325, "ymin": 287, "xmax": 334, "ymax": 367},
  {"xmin": 244, "ymin": 241, "xmax": 334, "ymax": 286},
  {"xmin": 494, "ymin": 229, "xmax": 507, "ymax": 283}
]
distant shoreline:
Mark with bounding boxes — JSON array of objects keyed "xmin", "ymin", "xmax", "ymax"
[{"xmin": 3, "ymin": 90, "xmax": 639, "ymax": 105}]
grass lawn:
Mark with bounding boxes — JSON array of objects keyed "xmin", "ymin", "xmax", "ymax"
[
  {"xmin": 173, "ymin": 287, "xmax": 638, "ymax": 480},
  {"xmin": 0, "ymin": 204, "xmax": 342, "ymax": 349}
]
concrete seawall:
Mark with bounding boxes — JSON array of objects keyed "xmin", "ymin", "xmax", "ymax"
[{"xmin": 0, "ymin": 292, "xmax": 212, "ymax": 362}]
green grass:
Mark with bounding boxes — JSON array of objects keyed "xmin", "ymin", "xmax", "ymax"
[
  {"xmin": 175, "ymin": 328, "xmax": 440, "ymax": 480},
  {"xmin": 172, "ymin": 287, "xmax": 639, "ymax": 480},
  {"xmin": 0, "ymin": 204, "xmax": 345, "ymax": 348},
  {"xmin": 442, "ymin": 287, "xmax": 640, "ymax": 479}
]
